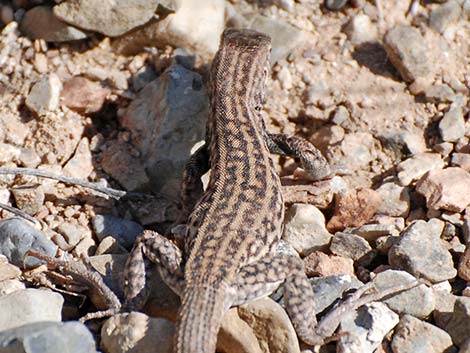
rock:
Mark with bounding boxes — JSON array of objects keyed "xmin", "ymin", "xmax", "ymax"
[
  {"xmin": 95, "ymin": 236, "xmax": 128, "ymax": 255},
  {"xmin": 55, "ymin": 221, "xmax": 88, "ymax": 248},
  {"xmin": 53, "ymin": 0, "xmax": 160, "ymax": 37},
  {"xmin": 282, "ymin": 204, "xmax": 332, "ymax": 256},
  {"xmin": 19, "ymin": 147, "xmax": 41, "ymax": 168},
  {"xmin": 120, "ymin": 64, "xmax": 208, "ymax": 198},
  {"xmin": 20, "ymin": 5, "xmax": 88, "ymax": 42},
  {"xmin": 0, "ymin": 113, "xmax": 31, "ymax": 147},
  {"xmin": 11, "ymin": 184, "xmax": 45, "ymax": 215},
  {"xmin": 337, "ymin": 302, "xmax": 399, "ymax": 353},
  {"xmin": 92, "ymin": 214, "xmax": 143, "ymax": 249},
  {"xmin": 451, "ymin": 153, "xmax": 470, "ymax": 172},
  {"xmin": 373, "ymin": 270, "xmax": 435, "ymax": 318},
  {"xmin": 101, "ymin": 141, "xmax": 150, "ymax": 191},
  {"xmin": 0, "ymin": 217, "xmax": 57, "ymax": 268},
  {"xmin": 376, "ymin": 182, "xmax": 410, "ymax": 217},
  {"xmin": 0, "ymin": 288, "xmax": 63, "ymax": 331},
  {"xmin": 391, "ymin": 315, "xmax": 456, "ymax": 353},
  {"xmin": 63, "ymin": 137, "xmax": 94, "ymax": 179},
  {"xmin": 439, "ymin": 105, "xmax": 466, "ymax": 142},
  {"xmin": 115, "ymin": 0, "xmax": 225, "ymax": 58},
  {"xmin": 327, "ymin": 188, "xmax": 382, "ymax": 232},
  {"xmin": 88, "ymin": 254, "xmax": 127, "ymax": 299},
  {"xmin": 25, "ymin": 73, "xmax": 62, "ymax": 115},
  {"xmin": 416, "ymin": 167, "xmax": 470, "ymax": 212},
  {"xmin": 72, "ymin": 234, "xmax": 96, "ymax": 257},
  {"xmin": 237, "ymin": 298, "xmax": 300, "ymax": 353},
  {"xmin": 61, "ymin": 76, "xmax": 110, "ymax": 114},
  {"xmin": 378, "ymin": 129, "xmax": 427, "ymax": 156},
  {"xmin": 101, "ymin": 312, "xmax": 174, "ymax": 353},
  {"xmin": 325, "ymin": 0, "xmax": 348, "ymax": 10},
  {"xmin": 248, "ymin": 14, "xmax": 307, "ymax": 64},
  {"xmin": 330, "ymin": 232, "xmax": 372, "ymax": 261},
  {"xmin": 350, "ymin": 224, "xmax": 400, "ymax": 243},
  {"xmin": 423, "ymin": 84, "xmax": 456, "ymax": 103},
  {"xmin": 0, "ymin": 256, "xmax": 21, "ymax": 282},
  {"xmin": 310, "ymin": 274, "xmax": 362, "ymax": 313},
  {"xmin": 0, "ymin": 279, "xmax": 26, "ymax": 296},
  {"xmin": 433, "ymin": 288, "xmax": 457, "ymax": 328},
  {"xmin": 389, "ymin": 220, "xmax": 456, "ymax": 282},
  {"xmin": 397, "ymin": 152, "xmax": 445, "ymax": 186},
  {"xmin": 0, "ymin": 143, "xmax": 20, "ymax": 163},
  {"xmin": 444, "ymin": 296, "xmax": 470, "ymax": 347},
  {"xmin": 429, "ymin": 0, "xmax": 462, "ymax": 33},
  {"xmin": 218, "ymin": 309, "xmax": 263, "ymax": 353},
  {"xmin": 383, "ymin": 25, "xmax": 430, "ymax": 83},
  {"xmin": 343, "ymin": 14, "xmax": 377, "ymax": 44},
  {"xmin": 303, "ymin": 251, "xmax": 354, "ymax": 277},
  {"xmin": 460, "ymin": 338, "xmax": 470, "ymax": 353},
  {"xmin": 0, "ymin": 321, "xmax": 97, "ymax": 353},
  {"xmin": 459, "ymin": 243, "xmax": 470, "ymax": 280},
  {"xmin": 334, "ymin": 132, "xmax": 376, "ymax": 169},
  {"xmin": 332, "ymin": 105, "xmax": 350, "ymax": 125}
]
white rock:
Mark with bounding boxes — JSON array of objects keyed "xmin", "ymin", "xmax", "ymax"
[
  {"xmin": 282, "ymin": 203, "xmax": 332, "ymax": 256},
  {"xmin": 0, "ymin": 288, "xmax": 63, "ymax": 331},
  {"xmin": 337, "ymin": 302, "xmax": 399, "ymax": 353},
  {"xmin": 397, "ymin": 153, "xmax": 444, "ymax": 186},
  {"xmin": 25, "ymin": 74, "xmax": 62, "ymax": 115}
]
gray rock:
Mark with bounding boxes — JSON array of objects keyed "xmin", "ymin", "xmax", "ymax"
[
  {"xmin": 101, "ymin": 312, "xmax": 173, "ymax": 353},
  {"xmin": 88, "ymin": 254, "xmax": 128, "ymax": 299},
  {"xmin": 376, "ymin": 182, "xmax": 410, "ymax": 217},
  {"xmin": 325, "ymin": 0, "xmax": 348, "ymax": 10},
  {"xmin": 439, "ymin": 105, "xmax": 466, "ymax": 142},
  {"xmin": 25, "ymin": 74, "xmax": 62, "ymax": 115},
  {"xmin": 92, "ymin": 214, "xmax": 143, "ymax": 249},
  {"xmin": 0, "ymin": 279, "xmax": 25, "ymax": 296},
  {"xmin": 0, "ymin": 218, "xmax": 57, "ymax": 268},
  {"xmin": 445, "ymin": 296, "xmax": 470, "ymax": 347},
  {"xmin": 120, "ymin": 64, "xmax": 208, "ymax": 199},
  {"xmin": 53, "ymin": 0, "xmax": 160, "ymax": 37},
  {"xmin": 460, "ymin": 338, "xmax": 470, "ymax": 353},
  {"xmin": 397, "ymin": 152, "xmax": 444, "ymax": 186},
  {"xmin": 282, "ymin": 203, "xmax": 332, "ymax": 256},
  {"xmin": 248, "ymin": 14, "xmax": 307, "ymax": 64},
  {"xmin": 55, "ymin": 221, "xmax": 88, "ymax": 248},
  {"xmin": 379, "ymin": 129, "xmax": 427, "ymax": 156},
  {"xmin": 337, "ymin": 302, "xmax": 399, "ymax": 353},
  {"xmin": 391, "ymin": 315, "xmax": 456, "ymax": 353},
  {"xmin": 63, "ymin": 137, "xmax": 94, "ymax": 179},
  {"xmin": 451, "ymin": 153, "xmax": 470, "ymax": 172},
  {"xmin": 20, "ymin": 5, "xmax": 88, "ymax": 42},
  {"xmin": 114, "ymin": 0, "xmax": 225, "ymax": 58},
  {"xmin": 429, "ymin": 0, "xmax": 462, "ymax": 33},
  {"xmin": 373, "ymin": 270, "xmax": 435, "ymax": 318},
  {"xmin": 0, "ymin": 321, "xmax": 97, "ymax": 353},
  {"xmin": 383, "ymin": 25, "xmax": 430, "ymax": 83},
  {"xmin": 389, "ymin": 220, "xmax": 456, "ymax": 282},
  {"xmin": 0, "ymin": 288, "xmax": 63, "ymax": 331},
  {"xmin": 330, "ymin": 232, "xmax": 372, "ymax": 261},
  {"xmin": 310, "ymin": 274, "xmax": 362, "ymax": 313},
  {"xmin": 423, "ymin": 84, "xmax": 456, "ymax": 103}
]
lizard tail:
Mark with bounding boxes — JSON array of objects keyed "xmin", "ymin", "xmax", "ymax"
[{"xmin": 175, "ymin": 285, "xmax": 226, "ymax": 353}]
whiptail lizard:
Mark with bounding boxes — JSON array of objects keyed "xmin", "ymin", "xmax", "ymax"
[{"xmin": 124, "ymin": 28, "xmax": 333, "ymax": 353}]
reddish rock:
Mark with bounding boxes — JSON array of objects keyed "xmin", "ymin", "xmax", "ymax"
[
  {"xmin": 416, "ymin": 167, "xmax": 470, "ymax": 212},
  {"xmin": 327, "ymin": 188, "xmax": 382, "ymax": 232},
  {"xmin": 303, "ymin": 251, "xmax": 354, "ymax": 277},
  {"xmin": 61, "ymin": 76, "xmax": 110, "ymax": 114}
]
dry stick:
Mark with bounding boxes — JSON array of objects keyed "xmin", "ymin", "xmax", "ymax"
[
  {"xmin": 0, "ymin": 202, "xmax": 41, "ymax": 227},
  {"xmin": 25, "ymin": 250, "xmax": 121, "ymax": 322},
  {"xmin": 0, "ymin": 167, "xmax": 131, "ymax": 200},
  {"xmin": 314, "ymin": 280, "xmax": 423, "ymax": 341}
]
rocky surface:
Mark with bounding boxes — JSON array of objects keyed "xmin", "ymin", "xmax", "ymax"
[{"xmin": 1, "ymin": 0, "xmax": 470, "ymax": 352}]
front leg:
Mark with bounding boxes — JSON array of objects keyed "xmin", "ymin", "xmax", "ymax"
[
  {"xmin": 266, "ymin": 133, "xmax": 332, "ymax": 181},
  {"xmin": 124, "ymin": 230, "xmax": 184, "ymax": 311}
]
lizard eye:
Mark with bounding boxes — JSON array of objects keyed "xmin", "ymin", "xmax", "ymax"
[{"xmin": 254, "ymin": 105, "xmax": 262, "ymax": 111}]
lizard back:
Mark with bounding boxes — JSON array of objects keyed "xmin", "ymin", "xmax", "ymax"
[{"xmin": 184, "ymin": 29, "xmax": 284, "ymax": 287}]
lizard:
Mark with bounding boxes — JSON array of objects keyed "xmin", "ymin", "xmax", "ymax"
[{"xmin": 123, "ymin": 28, "xmax": 333, "ymax": 353}]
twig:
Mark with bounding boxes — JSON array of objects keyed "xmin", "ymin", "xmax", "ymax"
[
  {"xmin": 25, "ymin": 250, "xmax": 121, "ymax": 321},
  {"xmin": 314, "ymin": 280, "xmax": 423, "ymax": 340},
  {"xmin": 0, "ymin": 202, "xmax": 41, "ymax": 227},
  {"xmin": 0, "ymin": 167, "xmax": 134, "ymax": 200}
]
